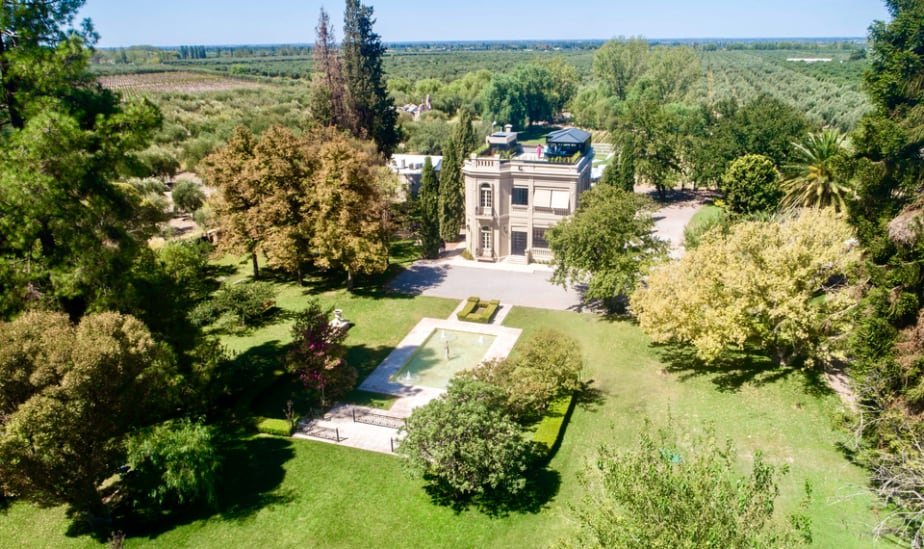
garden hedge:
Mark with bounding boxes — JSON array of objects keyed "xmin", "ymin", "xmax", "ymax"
[
  {"xmin": 255, "ymin": 417, "xmax": 293, "ymax": 437},
  {"xmin": 532, "ymin": 393, "xmax": 576, "ymax": 464},
  {"xmin": 457, "ymin": 297, "xmax": 500, "ymax": 323}
]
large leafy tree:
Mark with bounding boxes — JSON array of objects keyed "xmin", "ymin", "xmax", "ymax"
[
  {"xmin": 614, "ymin": 99, "xmax": 683, "ymax": 197},
  {"xmin": 562, "ymin": 421, "xmax": 811, "ymax": 548},
  {"xmin": 341, "ymin": 0, "xmax": 398, "ymax": 157},
  {"xmin": 513, "ymin": 63, "xmax": 556, "ymax": 125},
  {"xmin": 0, "ymin": 311, "xmax": 178, "ymax": 519},
  {"xmin": 548, "ymin": 185, "xmax": 667, "ymax": 311},
  {"xmin": 202, "ymin": 126, "xmax": 316, "ymax": 282},
  {"xmin": 631, "ymin": 208, "xmax": 860, "ymax": 366},
  {"xmin": 592, "ymin": 36, "xmax": 649, "ymax": 101},
  {"xmin": 781, "ymin": 130, "xmax": 854, "ymax": 211},
  {"xmin": 399, "ymin": 377, "xmax": 532, "ymax": 501},
  {"xmin": 310, "ymin": 128, "xmax": 390, "ymax": 289},
  {"xmin": 480, "ymin": 73, "xmax": 527, "ymax": 130}
]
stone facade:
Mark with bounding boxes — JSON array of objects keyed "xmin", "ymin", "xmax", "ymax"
[{"xmin": 462, "ymin": 131, "xmax": 592, "ymax": 263}]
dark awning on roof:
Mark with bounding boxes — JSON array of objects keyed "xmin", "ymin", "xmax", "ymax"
[{"xmin": 546, "ymin": 128, "xmax": 591, "ymax": 145}]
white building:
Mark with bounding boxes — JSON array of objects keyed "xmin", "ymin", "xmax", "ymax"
[
  {"xmin": 462, "ymin": 127, "xmax": 593, "ymax": 264},
  {"xmin": 389, "ymin": 154, "xmax": 442, "ymax": 198}
]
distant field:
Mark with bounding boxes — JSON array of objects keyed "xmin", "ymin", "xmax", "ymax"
[{"xmin": 98, "ymin": 72, "xmax": 264, "ymax": 94}]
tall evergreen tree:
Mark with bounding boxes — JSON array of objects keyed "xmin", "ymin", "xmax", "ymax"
[
  {"xmin": 437, "ymin": 112, "xmax": 475, "ymax": 242},
  {"xmin": 0, "ymin": 0, "xmax": 97, "ymax": 130},
  {"xmin": 417, "ymin": 156, "xmax": 441, "ymax": 259},
  {"xmin": 0, "ymin": 1, "xmax": 163, "ymax": 319},
  {"xmin": 308, "ymin": 7, "xmax": 352, "ymax": 130},
  {"xmin": 341, "ymin": 0, "xmax": 398, "ymax": 157}
]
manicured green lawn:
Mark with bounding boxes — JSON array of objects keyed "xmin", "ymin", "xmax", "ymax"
[
  {"xmin": 685, "ymin": 203, "xmax": 723, "ymax": 232},
  {"xmin": 0, "ymin": 303, "xmax": 884, "ymax": 547}
]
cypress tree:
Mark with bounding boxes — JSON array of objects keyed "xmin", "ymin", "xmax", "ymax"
[
  {"xmin": 417, "ymin": 157, "xmax": 441, "ymax": 259},
  {"xmin": 341, "ymin": 0, "xmax": 398, "ymax": 157},
  {"xmin": 437, "ymin": 112, "xmax": 476, "ymax": 242},
  {"xmin": 616, "ymin": 134, "xmax": 636, "ymax": 191}
]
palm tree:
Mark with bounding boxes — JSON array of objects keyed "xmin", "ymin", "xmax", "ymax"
[{"xmin": 781, "ymin": 130, "xmax": 853, "ymax": 211}]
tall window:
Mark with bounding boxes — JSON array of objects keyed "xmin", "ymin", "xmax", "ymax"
[
  {"xmin": 533, "ymin": 227, "xmax": 548, "ymax": 248},
  {"xmin": 512, "ymin": 187, "xmax": 529, "ymax": 206},
  {"xmin": 481, "ymin": 227, "xmax": 492, "ymax": 252},
  {"xmin": 479, "ymin": 183, "xmax": 493, "ymax": 208}
]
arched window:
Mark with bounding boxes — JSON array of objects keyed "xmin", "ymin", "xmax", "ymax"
[{"xmin": 479, "ymin": 183, "xmax": 493, "ymax": 210}]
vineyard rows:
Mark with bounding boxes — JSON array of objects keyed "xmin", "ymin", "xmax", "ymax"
[{"xmin": 696, "ymin": 51, "xmax": 871, "ymax": 130}]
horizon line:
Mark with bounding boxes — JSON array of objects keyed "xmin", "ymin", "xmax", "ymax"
[{"xmin": 97, "ymin": 36, "xmax": 868, "ymax": 50}]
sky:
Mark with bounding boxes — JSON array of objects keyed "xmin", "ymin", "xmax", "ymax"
[{"xmin": 77, "ymin": 0, "xmax": 892, "ymax": 48}]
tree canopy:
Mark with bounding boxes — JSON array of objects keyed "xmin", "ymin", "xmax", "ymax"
[
  {"xmin": 549, "ymin": 185, "xmax": 667, "ymax": 310},
  {"xmin": 399, "ymin": 377, "xmax": 532, "ymax": 501},
  {"xmin": 631, "ymin": 208, "xmax": 860, "ymax": 366},
  {"xmin": 0, "ymin": 311, "xmax": 178, "ymax": 518},
  {"xmin": 341, "ymin": 0, "xmax": 398, "ymax": 157},
  {"xmin": 562, "ymin": 421, "xmax": 811, "ymax": 548},
  {"xmin": 721, "ymin": 154, "xmax": 782, "ymax": 215}
]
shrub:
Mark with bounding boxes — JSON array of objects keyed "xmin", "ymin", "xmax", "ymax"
[
  {"xmin": 213, "ymin": 281, "xmax": 276, "ymax": 326},
  {"xmin": 462, "ymin": 329, "xmax": 583, "ymax": 422},
  {"xmin": 720, "ymin": 154, "xmax": 781, "ymax": 215},
  {"xmin": 255, "ymin": 417, "xmax": 292, "ymax": 437},
  {"xmin": 457, "ymin": 297, "xmax": 500, "ymax": 323},
  {"xmin": 172, "ymin": 180, "xmax": 206, "ymax": 213}
]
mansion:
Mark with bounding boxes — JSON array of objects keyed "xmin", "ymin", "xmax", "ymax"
[{"xmin": 462, "ymin": 127, "xmax": 593, "ymax": 263}]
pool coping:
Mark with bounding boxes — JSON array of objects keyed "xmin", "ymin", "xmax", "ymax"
[{"xmin": 358, "ymin": 316, "xmax": 522, "ymax": 402}]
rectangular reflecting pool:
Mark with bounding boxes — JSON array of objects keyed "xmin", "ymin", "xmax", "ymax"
[{"xmin": 391, "ymin": 329, "xmax": 496, "ymax": 389}]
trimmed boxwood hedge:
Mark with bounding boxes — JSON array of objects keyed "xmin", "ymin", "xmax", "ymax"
[
  {"xmin": 255, "ymin": 417, "xmax": 292, "ymax": 437},
  {"xmin": 457, "ymin": 297, "xmax": 500, "ymax": 323},
  {"xmin": 532, "ymin": 393, "xmax": 576, "ymax": 463}
]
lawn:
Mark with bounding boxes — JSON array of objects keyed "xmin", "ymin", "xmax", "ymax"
[{"xmin": 2, "ymin": 297, "xmax": 885, "ymax": 547}]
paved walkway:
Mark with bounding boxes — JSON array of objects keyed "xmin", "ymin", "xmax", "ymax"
[{"xmin": 389, "ymin": 255, "xmax": 585, "ymax": 311}]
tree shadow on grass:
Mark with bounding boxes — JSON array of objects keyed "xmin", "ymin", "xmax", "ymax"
[
  {"xmin": 346, "ymin": 343, "xmax": 400, "ymax": 381},
  {"xmin": 656, "ymin": 343, "xmax": 795, "ymax": 393},
  {"xmin": 574, "ymin": 381, "xmax": 607, "ymax": 414},
  {"xmin": 423, "ymin": 464, "xmax": 561, "ymax": 518},
  {"xmin": 114, "ymin": 427, "xmax": 296, "ymax": 542}
]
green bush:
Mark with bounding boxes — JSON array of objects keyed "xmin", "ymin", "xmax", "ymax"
[
  {"xmin": 457, "ymin": 297, "xmax": 499, "ymax": 323},
  {"xmin": 214, "ymin": 281, "xmax": 276, "ymax": 326},
  {"xmin": 532, "ymin": 393, "xmax": 576, "ymax": 463},
  {"xmin": 255, "ymin": 417, "xmax": 292, "ymax": 437},
  {"xmin": 457, "ymin": 297, "xmax": 479, "ymax": 319}
]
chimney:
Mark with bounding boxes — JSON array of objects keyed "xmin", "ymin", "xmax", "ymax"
[{"xmin": 504, "ymin": 124, "xmax": 513, "ymax": 133}]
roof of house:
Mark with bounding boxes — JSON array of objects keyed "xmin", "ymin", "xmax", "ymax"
[
  {"xmin": 389, "ymin": 154, "xmax": 443, "ymax": 173},
  {"xmin": 546, "ymin": 127, "xmax": 591, "ymax": 145}
]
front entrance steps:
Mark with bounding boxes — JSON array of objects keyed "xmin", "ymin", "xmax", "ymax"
[{"xmin": 503, "ymin": 254, "xmax": 528, "ymax": 265}]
